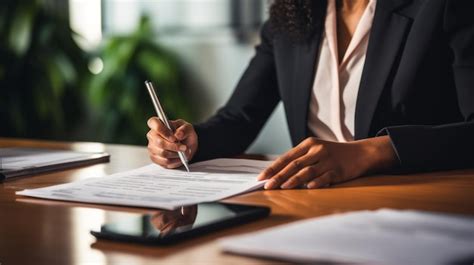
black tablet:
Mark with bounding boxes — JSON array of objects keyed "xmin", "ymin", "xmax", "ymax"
[{"xmin": 90, "ymin": 202, "xmax": 270, "ymax": 245}]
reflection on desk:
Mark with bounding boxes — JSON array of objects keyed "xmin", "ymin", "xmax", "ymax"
[
  {"xmin": 92, "ymin": 203, "xmax": 269, "ymax": 245},
  {"xmin": 1, "ymin": 138, "xmax": 474, "ymax": 265}
]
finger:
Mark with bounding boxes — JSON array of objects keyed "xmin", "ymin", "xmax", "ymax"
[
  {"xmin": 147, "ymin": 131, "xmax": 187, "ymax": 153},
  {"xmin": 280, "ymin": 165, "xmax": 326, "ymax": 189},
  {"xmin": 181, "ymin": 205, "xmax": 197, "ymax": 216},
  {"xmin": 185, "ymin": 147, "xmax": 194, "ymax": 159},
  {"xmin": 146, "ymin": 130, "xmax": 159, "ymax": 143},
  {"xmin": 257, "ymin": 146, "xmax": 310, "ymax": 181},
  {"xmin": 155, "ymin": 137, "xmax": 187, "ymax": 153},
  {"xmin": 181, "ymin": 206, "xmax": 191, "ymax": 216},
  {"xmin": 150, "ymin": 154, "xmax": 179, "ymax": 167},
  {"xmin": 160, "ymin": 222, "xmax": 178, "ymax": 235},
  {"xmin": 263, "ymin": 154, "xmax": 318, "ymax": 190},
  {"xmin": 147, "ymin": 117, "xmax": 177, "ymax": 142},
  {"xmin": 148, "ymin": 145, "xmax": 180, "ymax": 159},
  {"xmin": 150, "ymin": 155, "xmax": 182, "ymax": 168},
  {"xmin": 170, "ymin": 119, "xmax": 187, "ymax": 128},
  {"xmin": 306, "ymin": 171, "xmax": 335, "ymax": 189},
  {"xmin": 167, "ymin": 160, "xmax": 184, "ymax": 169},
  {"xmin": 150, "ymin": 216, "xmax": 166, "ymax": 230},
  {"xmin": 265, "ymin": 149, "xmax": 325, "ymax": 188},
  {"xmin": 174, "ymin": 122, "xmax": 193, "ymax": 141},
  {"xmin": 150, "ymin": 154, "xmax": 167, "ymax": 167}
]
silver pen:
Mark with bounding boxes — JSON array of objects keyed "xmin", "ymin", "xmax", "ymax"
[{"xmin": 145, "ymin": 80, "xmax": 191, "ymax": 172}]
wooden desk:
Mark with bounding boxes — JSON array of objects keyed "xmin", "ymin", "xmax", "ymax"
[{"xmin": 1, "ymin": 138, "xmax": 473, "ymax": 264}]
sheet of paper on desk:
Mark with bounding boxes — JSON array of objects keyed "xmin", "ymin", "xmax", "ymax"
[
  {"xmin": 219, "ymin": 209, "xmax": 474, "ymax": 265},
  {"xmin": 0, "ymin": 147, "xmax": 95, "ymax": 170},
  {"xmin": 16, "ymin": 158, "xmax": 272, "ymax": 210}
]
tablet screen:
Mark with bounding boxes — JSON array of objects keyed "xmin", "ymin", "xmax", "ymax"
[{"xmin": 91, "ymin": 202, "xmax": 269, "ymax": 244}]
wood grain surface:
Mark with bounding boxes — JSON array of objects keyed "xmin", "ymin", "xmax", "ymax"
[{"xmin": 1, "ymin": 138, "xmax": 473, "ymax": 264}]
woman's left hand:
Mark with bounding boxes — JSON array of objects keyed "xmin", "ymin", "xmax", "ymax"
[{"xmin": 257, "ymin": 136, "xmax": 398, "ymax": 189}]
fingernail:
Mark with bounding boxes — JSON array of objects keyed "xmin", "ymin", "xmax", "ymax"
[
  {"xmin": 176, "ymin": 132, "xmax": 183, "ymax": 138},
  {"xmin": 179, "ymin": 145, "xmax": 187, "ymax": 151},
  {"xmin": 281, "ymin": 183, "xmax": 290, "ymax": 189},
  {"xmin": 264, "ymin": 180, "xmax": 274, "ymax": 190},
  {"xmin": 307, "ymin": 182, "xmax": 316, "ymax": 189}
]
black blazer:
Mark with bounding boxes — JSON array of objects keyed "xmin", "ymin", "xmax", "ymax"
[{"xmin": 193, "ymin": 0, "xmax": 474, "ymax": 172}]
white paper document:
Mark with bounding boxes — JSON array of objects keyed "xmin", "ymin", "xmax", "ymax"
[
  {"xmin": 220, "ymin": 209, "xmax": 474, "ymax": 265},
  {"xmin": 1, "ymin": 147, "xmax": 109, "ymax": 180},
  {"xmin": 16, "ymin": 159, "xmax": 272, "ymax": 210},
  {"xmin": 0, "ymin": 147, "xmax": 98, "ymax": 170}
]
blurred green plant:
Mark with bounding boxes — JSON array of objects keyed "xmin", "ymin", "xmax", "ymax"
[
  {"xmin": 88, "ymin": 16, "xmax": 193, "ymax": 145},
  {"xmin": 0, "ymin": 0, "xmax": 192, "ymax": 145},
  {"xmin": 0, "ymin": 0, "xmax": 90, "ymax": 140}
]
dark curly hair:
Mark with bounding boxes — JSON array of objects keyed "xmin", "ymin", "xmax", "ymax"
[{"xmin": 269, "ymin": 0, "xmax": 315, "ymax": 40}]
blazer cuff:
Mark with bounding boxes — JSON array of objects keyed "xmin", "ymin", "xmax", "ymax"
[
  {"xmin": 190, "ymin": 123, "xmax": 214, "ymax": 163},
  {"xmin": 376, "ymin": 124, "xmax": 463, "ymax": 173},
  {"xmin": 376, "ymin": 125, "xmax": 436, "ymax": 172}
]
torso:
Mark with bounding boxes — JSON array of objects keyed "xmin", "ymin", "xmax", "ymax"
[
  {"xmin": 307, "ymin": 0, "xmax": 376, "ymax": 142},
  {"xmin": 336, "ymin": 0, "xmax": 370, "ymax": 63},
  {"xmin": 270, "ymin": 0, "xmax": 464, "ymax": 144}
]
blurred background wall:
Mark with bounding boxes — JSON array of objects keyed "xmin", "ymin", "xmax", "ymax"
[{"xmin": 0, "ymin": 0, "xmax": 291, "ymax": 155}]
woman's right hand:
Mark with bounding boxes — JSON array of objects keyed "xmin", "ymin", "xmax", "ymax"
[{"xmin": 146, "ymin": 117, "xmax": 198, "ymax": 169}]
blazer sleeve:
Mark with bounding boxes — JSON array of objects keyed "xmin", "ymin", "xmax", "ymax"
[
  {"xmin": 192, "ymin": 22, "xmax": 280, "ymax": 162},
  {"xmin": 377, "ymin": 0, "xmax": 474, "ymax": 172}
]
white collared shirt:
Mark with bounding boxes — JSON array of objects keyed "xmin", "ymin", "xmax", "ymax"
[{"xmin": 308, "ymin": 0, "xmax": 377, "ymax": 142}]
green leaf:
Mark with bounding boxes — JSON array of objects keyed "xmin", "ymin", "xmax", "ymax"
[
  {"xmin": 46, "ymin": 58, "xmax": 64, "ymax": 99},
  {"xmin": 54, "ymin": 52, "xmax": 77, "ymax": 84},
  {"xmin": 8, "ymin": 3, "xmax": 36, "ymax": 56}
]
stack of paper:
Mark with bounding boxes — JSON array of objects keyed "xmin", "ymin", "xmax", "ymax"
[
  {"xmin": 16, "ymin": 159, "xmax": 272, "ymax": 210},
  {"xmin": 220, "ymin": 209, "xmax": 474, "ymax": 265},
  {"xmin": 1, "ymin": 147, "xmax": 109, "ymax": 180}
]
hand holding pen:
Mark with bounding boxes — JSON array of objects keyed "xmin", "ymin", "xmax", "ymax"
[{"xmin": 145, "ymin": 81, "xmax": 198, "ymax": 171}]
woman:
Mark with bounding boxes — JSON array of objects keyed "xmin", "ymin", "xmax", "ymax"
[{"xmin": 146, "ymin": 0, "xmax": 474, "ymax": 189}]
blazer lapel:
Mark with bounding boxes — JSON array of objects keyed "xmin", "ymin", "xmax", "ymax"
[
  {"xmin": 354, "ymin": 0, "xmax": 413, "ymax": 139},
  {"xmin": 291, "ymin": 0, "xmax": 327, "ymax": 144}
]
